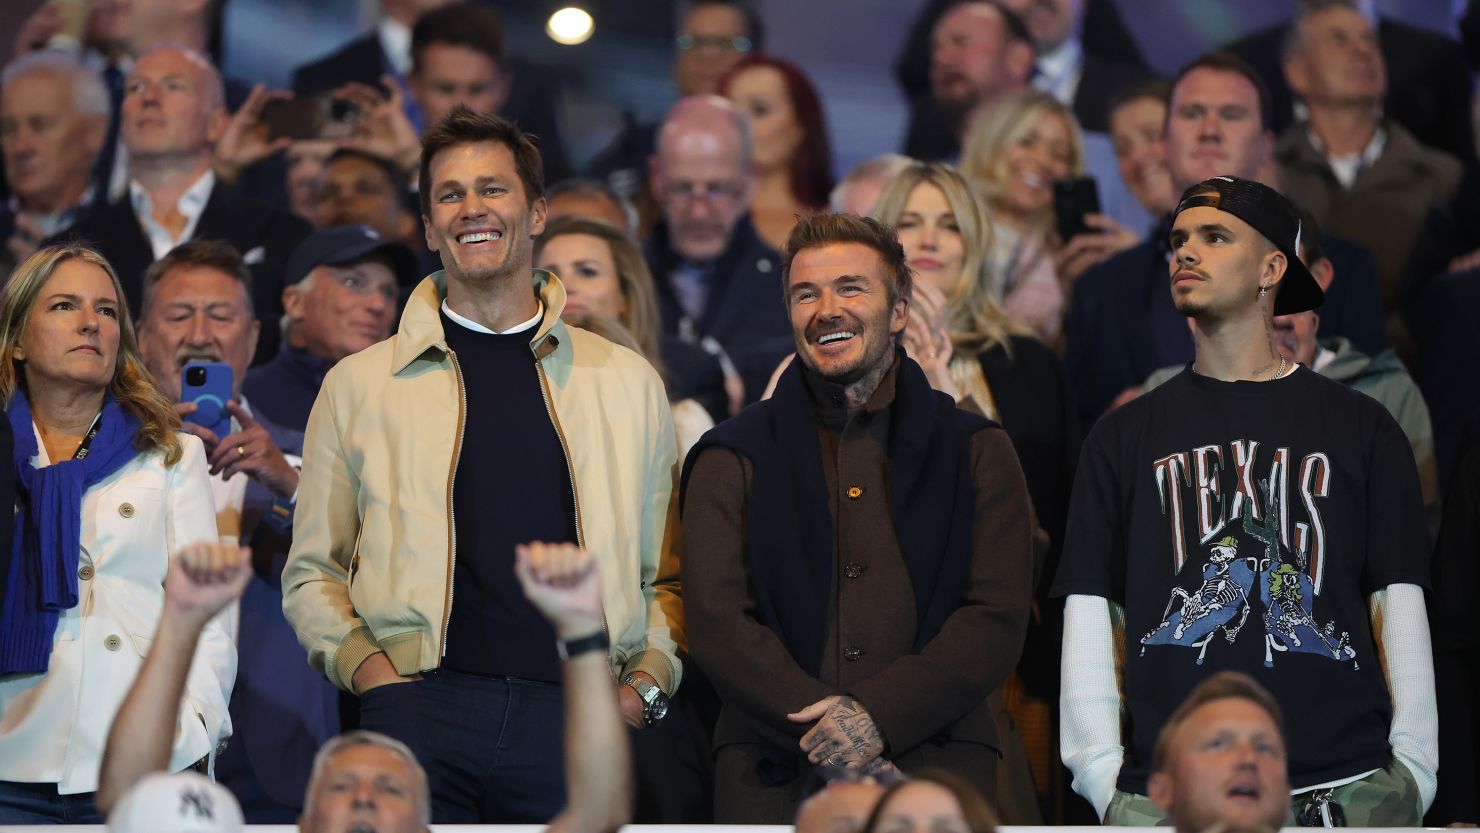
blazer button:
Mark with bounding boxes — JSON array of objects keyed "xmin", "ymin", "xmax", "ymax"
[
  {"xmin": 843, "ymin": 563, "xmax": 865, "ymax": 579},
  {"xmin": 846, "ymin": 486, "xmax": 863, "ymax": 500},
  {"xmin": 103, "ymin": 634, "xmax": 122, "ymax": 651},
  {"xmin": 118, "ymin": 502, "xmax": 135, "ymax": 518},
  {"xmin": 844, "ymin": 646, "xmax": 864, "ymax": 662},
  {"xmin": 78, "ymin": 564, "xmax": 95, "ymax": 581}
]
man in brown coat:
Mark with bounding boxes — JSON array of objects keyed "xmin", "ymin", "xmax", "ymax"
[
  {"xmin": 679, "ymin": 212, "xmax": 1035, "ymax": 822},
  {"xmin": 1276, "ymin": 0, "xmax": 1461, "ymax": 314}
]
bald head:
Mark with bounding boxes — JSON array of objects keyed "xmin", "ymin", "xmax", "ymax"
[
  {"xmin": 796, "ymin": 781, "xmax": 886, "ymax": 833},
  {"xmin": 120, "ymin": 44, "xmax": 229, "ymax": 167},
  {"xmin": 656, "ymin": 94, "xmax": 753, "ymax": 167},
  {"xmin": 650, "ymin": 95, "xmax": 756, "ymax": 261}
]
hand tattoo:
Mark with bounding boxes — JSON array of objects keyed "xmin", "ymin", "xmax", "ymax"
[{"xmin": 803, "ymin": 695, "xmax": 885, "ymax": 767}]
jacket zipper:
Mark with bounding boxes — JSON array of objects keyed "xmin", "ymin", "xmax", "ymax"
[
  {"xmin": 440, "ymin": 349, "xmax": 469, "ymax": 658},
  {"xmin": 535, "ymin": 359, "xmax": 610, "ymax": 647}
]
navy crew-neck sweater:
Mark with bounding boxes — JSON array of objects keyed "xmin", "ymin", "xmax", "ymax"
[{"xmin": 439, "ymin": 309, "xmax": 577, "ymax": 682}]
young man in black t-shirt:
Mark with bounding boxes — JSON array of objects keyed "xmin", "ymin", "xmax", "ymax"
[{"xmin": 1053, "ymin": 176, "xmax": 1436, "ymax": 826}]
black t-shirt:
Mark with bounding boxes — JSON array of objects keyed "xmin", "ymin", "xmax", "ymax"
[
  {"xmin": 1051, "ymin": 365, "xmax": 1430, "ymax": 793},
  {"xmin": 439, "ymin": 310, "xmax": 577, "ymax": 682}
]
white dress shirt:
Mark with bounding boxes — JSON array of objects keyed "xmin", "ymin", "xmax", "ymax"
[
  {"xmin": 1032, "ymin": 38, "xmax": 1084, "ymax": 109},
  {"xmin": 129, "ymin": 170, "xmax": 215, "ymax": 261},
  {"xmin": 377, "ymin": 17, "xmax": 413, "ymax": 77}
]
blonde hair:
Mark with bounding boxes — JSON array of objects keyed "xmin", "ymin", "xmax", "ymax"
[
  {"xmin": 960, "ymin": 89, "xmax": 1086, "ymax": 229},
  {"xmin": 0, "ymin": 244, "xmax": 183, "ymax": 465},
  {"xmin": 872, "ymin": 162, "xmax": 1028, "ymax": 356},
  {"xmin": 535, "ymin": 216, "xmax": 665, "ymax": 368}
]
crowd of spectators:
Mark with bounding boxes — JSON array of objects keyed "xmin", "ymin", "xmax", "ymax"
[{"xmin": 0, "ymin": 0, "xmax": 1477, "ymax": 829}]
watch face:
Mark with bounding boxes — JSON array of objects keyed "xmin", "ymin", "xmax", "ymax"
[{"xmin": 649, "ymin": 693, "xmax": 670, "ymax": 723}]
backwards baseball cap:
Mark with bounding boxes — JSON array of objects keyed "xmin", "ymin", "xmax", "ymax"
[
  {"xmin": 1170, "ymin": 176, "xmax": 1324, "ymax": 315},
  {"xmin": 284, "ymin": 225, "xmax": 420, "ymax": 287},
  {"xmin": 108, "ymin": 772, "xmax": 243, "ymax": 833}
]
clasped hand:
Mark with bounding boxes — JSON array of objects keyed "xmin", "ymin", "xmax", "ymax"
[{"xmin": 788, "ymin": 694, "xmax": 888, "ymax": 770}]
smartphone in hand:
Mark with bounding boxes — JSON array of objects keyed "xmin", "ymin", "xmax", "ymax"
[
  {"xmin": 1053, "ymin": 176, "xmax": 1101, "ymax": 241},
  {"xmin": 181, "ymin": 361, "xmax": 233, "ymax": 440},
  {"xmin": 262, "ymin": 94, "xmax": 360, "ymax": 141}
]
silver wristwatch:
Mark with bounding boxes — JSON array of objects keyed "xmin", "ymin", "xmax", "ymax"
[{"xmin": 621, "ymin": 674, "xmax": 670, "ymax": 727}]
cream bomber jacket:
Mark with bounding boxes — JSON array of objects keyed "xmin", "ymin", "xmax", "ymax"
[{"xmin": 282, "ymin": 269, "xmax": 684, "ymax": 694}]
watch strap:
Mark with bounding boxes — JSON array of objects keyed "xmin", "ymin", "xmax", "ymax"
[
  {"xmin": 556, "ymin": 630, "xmax": 609, "ymax": 661},
  {"xmin": 622, "ymin": 673, "xmax": 659, "ymax": 704}
]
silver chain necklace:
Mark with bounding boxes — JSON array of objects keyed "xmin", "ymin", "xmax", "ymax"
[{"xmin": 1192, "ymin": 354, "xmax": 1290, "ymax": 381}]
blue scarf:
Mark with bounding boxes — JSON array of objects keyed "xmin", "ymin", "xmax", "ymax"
[{"xmin": 1, "ymin": 389, "xmax": 143, "ymax": 675}]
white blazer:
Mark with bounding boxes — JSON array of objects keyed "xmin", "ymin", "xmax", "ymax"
[{"xmin": 0, "ymin": 431, "xmax": 230, "ymax": 795}]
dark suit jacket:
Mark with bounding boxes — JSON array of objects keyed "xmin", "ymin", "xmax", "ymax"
[
  {"xmin": 291, "ymin": 32, "xmax": 571, "ymax": 182},
  {"xmin": 51, "ymin": 181, "xmax": 311, "ymax": 366},
  {"xmin": 1225, "ymin": 17, "xmax": 1476, "ymax": 165},
  {"xmin": 1413, "ymin": 266, "xmax": 1480, "ymax": 490},
  {"xmin": 645, "ymin": 217, "xmax": 793, "ymax": 404},
  {"xmin": 1065, "ymin": 229, "xmax": 1389, "ymax": 431},
  {"xmin": 214, "ymin": 411, "xmax": 340, "ymax": 819},
  {"xmin": 1427, "ymin": 426, "xmax": 1480, "ymax": 825},
  {"xmin": 895, "ymin": 0, "xmax": 1150, "ymax": 157},
  {"xmin": 979, "ymin": 336, "xmax": 1078, "ymax": 698}
]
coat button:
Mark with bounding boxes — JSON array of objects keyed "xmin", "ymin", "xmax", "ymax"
[
  {"xmin": 844, "ymin": 646, "xmax": 864, "ymax": 662},
  {"xmin": 843, "ymin": 563, "xmax": 865, "ymax": 579},
  {"xmin": 118, "ymin": 503, "xmax": 135, "ymax": 518},
  {"xmin": 78, "ymin": 564, "xmax": 95, "ymax": 581},
  {"xmin": 846, "ymin": 486, "xmax": 863, "ymax": 500},
  {"xmin": 104, "ymin": 634, "xmax": 122, "ymax": 651}
]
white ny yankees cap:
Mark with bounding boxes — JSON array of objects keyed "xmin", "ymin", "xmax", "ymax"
[{"xmin": 108, "ymin": 771, "xmax": 243, "ymax": 833}]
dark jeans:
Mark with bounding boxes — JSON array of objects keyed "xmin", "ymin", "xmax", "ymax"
[
  {"xmin": 358, "ymin": 670, "xmax": 565, "ymax": 823},
  {"xmin": 0, "ymin": 781, "xmax": 103, "ymax": 824},
  {"xmin": 631, "ymin": 692, "xmax": 710, "ymax": 822}
]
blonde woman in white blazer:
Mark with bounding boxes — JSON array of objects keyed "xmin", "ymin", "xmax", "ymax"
[{"xmin": 0, "ymin": 245, "xmax": 230, "ymax": 823}]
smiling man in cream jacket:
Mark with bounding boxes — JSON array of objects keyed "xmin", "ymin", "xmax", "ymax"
[{"xmin": 283, "ymin": 107, "xmax": 683, "ymax": 824}]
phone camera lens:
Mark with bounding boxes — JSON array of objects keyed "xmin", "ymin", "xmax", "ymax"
[{"xmin": 186, "ymin": 367, "xmax": 207, "ymax": 386}]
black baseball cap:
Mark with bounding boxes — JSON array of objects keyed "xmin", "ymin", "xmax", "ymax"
[
  {"xmin": 284, "ymin": 225, "xmax": 420, "ymax": 287},
  {"xmin": 1170, "ymin": 176, "xmax": 1324, "ymax": 315}
]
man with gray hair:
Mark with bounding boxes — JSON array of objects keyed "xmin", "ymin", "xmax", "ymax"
[
  {"xmin": 53, "ymin": 44, "xmax": 310, "ymax": 366},
  {"xmin": 829, "ymin": 154, "xmax": 914, "ymax": 216},
  {"xmin": 644, "ymin": 94, "xmax": 791, "ymax": 407},
  {"xmin": 0, "ymin": 51, "xmax": 110, "ymax": 276}
]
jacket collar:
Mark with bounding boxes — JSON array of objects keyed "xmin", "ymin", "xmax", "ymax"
[
  {"xmin": 391, "ymin": 267, "xmax": 569, "ymax": 374},
  {"xmin": 1276, "ymin": 119, "xmax": 1436, "ymax": 183},
  {"xmin": 646, "ymin": 213, "xmax": 768, "ymax": 324}
]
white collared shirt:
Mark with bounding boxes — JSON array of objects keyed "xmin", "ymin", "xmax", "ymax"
[
  {"xmin": 129, "ymin": 170, "xmax": 215, "ymax": 261},
  {"xmin": 1306, "ymin": 123, "xmax": 1387, "ymax": 190},
  {"xmin": 441, "ymin": 299, "xmax": 544, "ymax": 335},
  {"xmin": 378, "ymin": 17, "xmax": 413, "ymax": 77},
  {"xmin": 1032, "ymin": 38, "xmax": 1084, "ymax": 108}
]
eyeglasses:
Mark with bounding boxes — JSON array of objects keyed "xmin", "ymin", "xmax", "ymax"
[
  {"xmin": 659, "ymin": 180, "xmax": 747, "ymax": 205},
  {"xmin": 674, "ymin": 34, "xmax": 753, "ymax": 53}
]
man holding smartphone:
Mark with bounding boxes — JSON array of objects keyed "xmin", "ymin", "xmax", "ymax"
[{"xmin": 136, "ymin": 239, "xmax": 339, "ymax": 823}]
